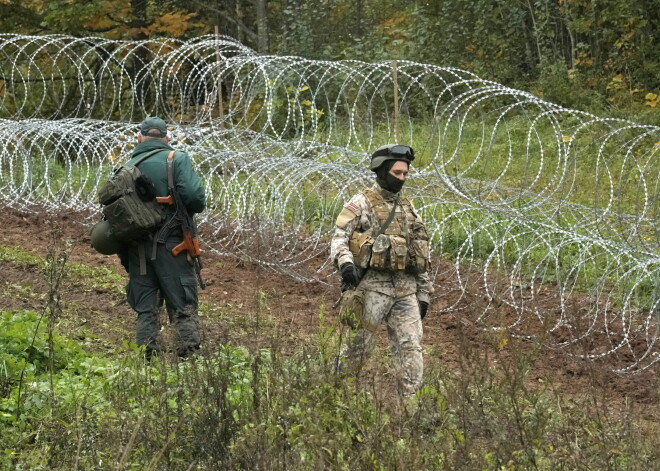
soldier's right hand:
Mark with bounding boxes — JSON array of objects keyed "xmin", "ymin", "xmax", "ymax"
[{"xmin": 340, "ymin": 262, "xmax": 359, "ymax": 288}]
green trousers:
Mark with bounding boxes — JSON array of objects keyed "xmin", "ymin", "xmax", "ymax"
[{"xmin": 126, "ymin": 235, "xmax": 201, "ymax": 357}]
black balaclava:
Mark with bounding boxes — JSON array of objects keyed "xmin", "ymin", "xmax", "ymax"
[{"xmin": 375, "ymin": 159, "xmax": 407, "ymax": 193}]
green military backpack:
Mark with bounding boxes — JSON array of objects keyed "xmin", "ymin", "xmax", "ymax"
[{"xmin": 96, "ymin": 149, "xmax": 166, "ymax": 243}]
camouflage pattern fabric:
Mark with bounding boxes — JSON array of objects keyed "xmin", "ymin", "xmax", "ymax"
[
  {"xmin": 337, "ymin": 291, "xmax": 423, "ymax": 397},
  {"xmin": 331, "ymin": 183, "xmax": 434, "ymax": 397},
  {"xmin": 330, "ymin": 183, "xmax": 433, "ymax": 302}
]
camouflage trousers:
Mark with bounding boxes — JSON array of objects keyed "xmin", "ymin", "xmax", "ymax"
[
  {"xmin": 126, "ymin": 236, "xmax": 202, "ymax": 358},
  {"xmin": 338, "ymin": 291, "xmax": 423, "ymax": 397}
]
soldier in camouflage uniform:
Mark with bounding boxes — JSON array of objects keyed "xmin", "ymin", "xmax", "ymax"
[{"xmin": 330, "ymin": 144, "xmax": 433, "ymax": 397}]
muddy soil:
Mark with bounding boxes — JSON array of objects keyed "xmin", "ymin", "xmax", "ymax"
[{"xmin": 1, "ymin": 205, "xmax": 658, "ymax": 417}]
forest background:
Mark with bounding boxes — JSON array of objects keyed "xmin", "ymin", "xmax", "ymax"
[
  {"xmin": 2, "ymin": 1, "xmax": 660, "ymax": 469},
  {"xmin": 1, "ymin": 0, "xmax": 659, "ymax": 119}
]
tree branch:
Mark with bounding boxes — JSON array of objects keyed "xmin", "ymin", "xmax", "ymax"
[{"xmin": 187, "ymin": 0, "xmax": 258, "ymax": 42}]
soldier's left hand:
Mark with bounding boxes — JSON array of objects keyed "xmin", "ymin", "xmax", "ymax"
[{"xmin": 419, "ymin": 301, "xmax": 429, "ymax": 320}]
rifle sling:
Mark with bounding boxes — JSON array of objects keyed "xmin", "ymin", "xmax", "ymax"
[
  {"xmin": 131, "ymin": 148, "xmax": 163, "ymax": 168},
  {"xmin": 147, "ymin": 150, "xmax": 204, "ymax": 289},
  {"xmin": 166, "ymin": 150, "xmax": 175, "ymax": 189},
  {"xmin": 151, "ymin": 151, "xmax": 177, "ymax": 260},
  {"xmin": 375, "ymin": 195, "xmax": 400, "ymax": 237}
]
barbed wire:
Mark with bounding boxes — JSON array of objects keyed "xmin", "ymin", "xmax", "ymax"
[{"xmin": 0, "ymin": 34, "xmax": 659, "ymax": 372}]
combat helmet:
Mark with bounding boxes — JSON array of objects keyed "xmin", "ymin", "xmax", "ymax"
[
  {"xmin": 370, "ymin": 144, "xmax": 415, "ymax": 171},
  {"xmin": 90, "ymin": 219, "xmax": 124, "ymax": 255}
]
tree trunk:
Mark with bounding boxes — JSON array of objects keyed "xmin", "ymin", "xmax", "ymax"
[
  {"xmin": 130, "ymin": 0, "xmax": 150, "ymax": 110},
  {"xmin": 235, "ymin": 0, "xmax": 245, "ymax": 44},
  {"xmin": 355, "ymin": 0, "xmax": 363, "ymax": 39},
  {"xmin": 255, "ymin": 0, "xmax": 269, "ymax": 53},
  {"xmin": 130, "ymin": 0, "xmax": 147, "ymax": 39}
]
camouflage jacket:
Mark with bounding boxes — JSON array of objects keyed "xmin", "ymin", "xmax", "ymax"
[{"xmin": 330, "ymin": 183, "xmax": 434, "ymax": 303}]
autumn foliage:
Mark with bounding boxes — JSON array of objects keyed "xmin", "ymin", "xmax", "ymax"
[{"xmin": 0, "ymin": 0, "xmax": 658, "ymax": 115}]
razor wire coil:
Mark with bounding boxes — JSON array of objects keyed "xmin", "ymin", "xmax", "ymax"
[{"xmin": 1, "ymin": 34, "xmax": 659, "ymax": 372}]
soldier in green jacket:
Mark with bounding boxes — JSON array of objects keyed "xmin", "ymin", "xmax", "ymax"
[{"xmin": 124, "ymin": 117, "xmax": 206, "ymax": 359}]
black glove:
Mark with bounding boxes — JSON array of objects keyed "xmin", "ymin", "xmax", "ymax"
[
  {"xmin": 340, "ymin": 262, "xmax": 359, "ymax": 289},
  {"xmin": 419, "ymin": 301, "xmax": 429, "ymax": 320}
]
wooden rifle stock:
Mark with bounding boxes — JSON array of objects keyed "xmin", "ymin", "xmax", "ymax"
[
  {"xmin": 156, "ymin": 195, "xmax": 174, "ymax": 205},
  {"xmin": 171, "ymin": 231, "xmax": 201, "ymax": 257}
]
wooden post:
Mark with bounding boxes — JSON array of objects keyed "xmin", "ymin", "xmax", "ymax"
[
  {"xmin": 214, "ymin": 25, "xmax": 225, "ymax": 123},
  {"xmin": 392, "ymin": 60, "xmax": 400, "ymax": 143}
]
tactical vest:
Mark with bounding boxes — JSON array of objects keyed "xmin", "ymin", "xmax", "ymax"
[{"xmin": 349, "ymin": 188, "xmax": 430, "ymax": 274}]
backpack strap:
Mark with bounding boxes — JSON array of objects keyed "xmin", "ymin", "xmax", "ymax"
[
  {"xmin": 113, "ymin": 149, "xmax": 166, "ymax": 275},
  {"xmin": 130, "ymin": 148, "xmax": 164, "ymax": 168},
  {"xmin": 138, "ymin": 242, "xmax": 147, "ymax": 276}
]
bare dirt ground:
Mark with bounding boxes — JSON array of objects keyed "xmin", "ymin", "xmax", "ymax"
[{"xmin": 1, "ymin": 205, "xmax": 658, "ymax": 420}]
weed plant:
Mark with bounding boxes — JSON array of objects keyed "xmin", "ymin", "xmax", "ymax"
[{"xmin": 1, "ymin": 300, "xmax": 658, "ymax": 470}]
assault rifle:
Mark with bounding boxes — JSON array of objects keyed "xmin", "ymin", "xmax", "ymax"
[
  {"xmin": 173, "ymin": 193, "xmax": 205, "ymax": 289},
  {"xmin": 156, "ymin": 151, "xmax": 205, "ymax": 289}
]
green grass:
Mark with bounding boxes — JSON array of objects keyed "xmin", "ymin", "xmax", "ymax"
[
  {"xmin": 1, "ymin": 305, "xmax": 658, "ymax": 470},
  {"xmin": 0, "ymin": 221, "xmax": 658, "ymax": 469},
  {"xmin": 0, "ymin": 244, "xmax": 124, "ymax": 297}
]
